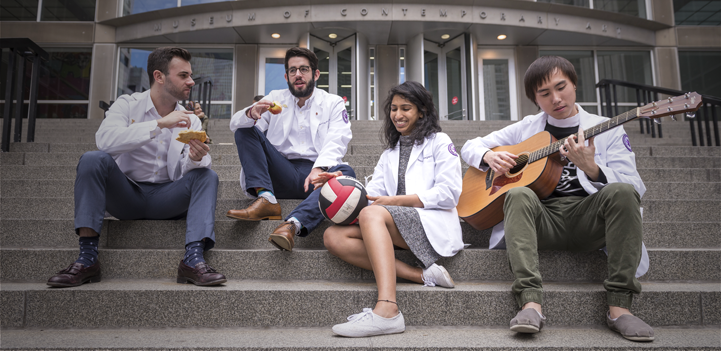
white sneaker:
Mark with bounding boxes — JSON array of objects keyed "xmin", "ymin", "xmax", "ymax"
[
  {"xmin": 332, "ymin": 308, "xmax": 405, "ymax": 337},
  {"xmin": 422, "ymin": 263, "xmax": 455, "ymax": 288}
]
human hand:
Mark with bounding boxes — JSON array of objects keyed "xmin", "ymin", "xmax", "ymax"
[
  {"xmin": 483, "ymin": 150, "xmax": 518, "ymax": 175},
  {"xmin": 560, "ymin": 128, "xmax": 599, "ymax": 179},
  {"xmin": 246, "ymin": 100, "xmax": 272, "ymax": 120},
  {"xmin": 187, "ymin": 139, "xmax": 209, "ymax": 162},
  {"xmin": 304, "ymin": 167, "xmax": 325, "ymax": 192},
  {"xmin": 366, "ymin": 195, "xmax": 396, "ymax": 206},
  {"xmin": 311, "ymin": 170, "xmax": 343, "ymax": 190},
  {"xmin": 158, "ymin": 110, "xmax": 194, "ymax": 129}
]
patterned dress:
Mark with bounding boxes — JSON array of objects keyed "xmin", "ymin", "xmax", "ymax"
[{"xmin": 380, "ymin": 135, "xmax": 442, "ymax": 269}]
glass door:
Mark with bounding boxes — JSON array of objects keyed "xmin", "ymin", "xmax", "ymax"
[
  {"xmin": 310, "ymin": 35, "xmax": 356, "ymax": 119},
  {"xmin": 478, "ymin": 49, "xmax": 518, "ymax": 121},
  {"xmin": 424, "ymin": 36, "xmax": 467, "ymax": 120}
]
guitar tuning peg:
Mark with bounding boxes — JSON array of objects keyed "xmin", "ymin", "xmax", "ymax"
[
  {"xmin": 653, "ymin": 118, "xmax": 662, "ymax": 125},
  {"xmin": 686, "ymin": 112, "xmax": 696, "ymax": 119},
  {"xmin": 671, "ymin": 115, "xmax": 677, "ymax": 121}
]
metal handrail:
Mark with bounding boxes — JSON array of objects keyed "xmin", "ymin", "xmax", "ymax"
[
  {"xmin": 1, "ymin": 38, "xmax": 49, "ymax": 152},
  {"xmin": 444, "ymin": 109, "xmax": 466, "ymax": 119},
  {"xmin": 596, "ymin": 79, "xmax": 720, "ymax": 146}
]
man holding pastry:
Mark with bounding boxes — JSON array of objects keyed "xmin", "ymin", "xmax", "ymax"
[
  {"xmin": 47, "ymin": 47, "xmax": 226, "ymax": 287},
  {"xmin": 226, "ymin": 47, "xmax": 354, "ymax": 251}
]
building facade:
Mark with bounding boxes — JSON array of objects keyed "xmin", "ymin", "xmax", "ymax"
[{"xmin": 1, "ymin": 0, "xmax": 719, "ymax": 121}]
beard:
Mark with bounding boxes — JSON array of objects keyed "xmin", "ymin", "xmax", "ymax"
[
  {"xmin": 167, "ymin": 81, "xmax": 190, "ymax": 101},
  {"xmin": 287, "ymin": 76, "xmax": 316, "ymax": 98}
]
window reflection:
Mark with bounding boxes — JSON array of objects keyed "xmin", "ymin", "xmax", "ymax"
[{"xmin": 117, "ymin": 48, "xmax": 234, "ymax": 118}]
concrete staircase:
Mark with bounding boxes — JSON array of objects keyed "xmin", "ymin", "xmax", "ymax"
[{"xmin": 1, "ymin": 118, "xmax": 719, "ymax": 350}]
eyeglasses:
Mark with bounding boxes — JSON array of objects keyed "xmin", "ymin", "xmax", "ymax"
[{"xmin": 287, "ymin": 66, "xmax": 312, "ymax": 76}]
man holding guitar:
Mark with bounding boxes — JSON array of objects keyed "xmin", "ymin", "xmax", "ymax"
[{"xmin": 461, "ymin": 56, "xmax": 653, "ymax": 341}]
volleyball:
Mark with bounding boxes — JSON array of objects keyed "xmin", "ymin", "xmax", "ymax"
[{"xmin": 318, "ymin": 176, "xmax": 368, "ymax": 225}]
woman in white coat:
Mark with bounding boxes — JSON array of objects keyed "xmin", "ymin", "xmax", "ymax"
[{"xmin": 320, "ymin": 81, "xmax": 464, "ymax": 337}]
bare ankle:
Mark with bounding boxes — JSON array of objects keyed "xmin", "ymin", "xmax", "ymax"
[
  {"xmin": 609, "ymin": 306, "xmax": 632, "ymax": 319},
  {"xmin": 522, "ymin": 302, "xmax": 543, "ymax": 315},
  {"xmin": 373, "ymin": 299, "xmax": 399, "ymax": 318}
]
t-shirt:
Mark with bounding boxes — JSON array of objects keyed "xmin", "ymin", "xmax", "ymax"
[{"xmin": 544, "ymin": 121, "xmax": 607, "ymax": 199}]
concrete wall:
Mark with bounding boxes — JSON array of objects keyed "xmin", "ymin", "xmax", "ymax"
[
  {"xmin": 375, "ymin": 45, "xmax": 400, "ymax": 120},
  {"xmin": 234, "ymin": 45, "xmax": 259, "ymax": 111},
  {"xmin": 88, "ymin": 44, "xmax": 118, "ymax": 120},
  {"xmin": 514, "ymin": 46, "xmax": 540, "ymax": 118}
]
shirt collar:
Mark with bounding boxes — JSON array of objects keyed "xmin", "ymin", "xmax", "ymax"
[
  {"xmin": 294, "ymin": 88, "xmax": 316, "ymax": 109},
  {"xmin": 546, "ymin": 104, "xmax": 581, "ymax": 128},
  {"xmin": 145, "ymin": 91, "xmax": 181, "ymax": 116}
]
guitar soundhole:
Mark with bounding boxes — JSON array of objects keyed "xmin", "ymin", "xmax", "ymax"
[{"xmin": 508, "ymin": 154, "xmax": 529, "ymax": 175}]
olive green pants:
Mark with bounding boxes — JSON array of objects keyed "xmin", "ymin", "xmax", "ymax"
[{"xmin": 503, "ymin": 182, "xmax": 643, "ymax": 309}]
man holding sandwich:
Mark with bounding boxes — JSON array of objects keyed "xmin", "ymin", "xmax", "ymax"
[{"xmin": 47, "ymin": 47, "xmax": 226, "ymax": 287}]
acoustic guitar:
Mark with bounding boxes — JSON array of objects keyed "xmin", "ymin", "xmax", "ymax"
[{"xmin": 457, "ymin": 92, "xmax": 703, "ymax": 231}]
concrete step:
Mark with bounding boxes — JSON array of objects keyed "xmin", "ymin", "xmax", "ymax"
[
  {"xmin": 1, "ymin": 280, "xmax": 718, "ymax": 329},
  {"xmin": 8, "ymin": 151, "xmax": 720, "ymax": 169},
  {"xmin": 3, "ymin": 178, "xmax": 719, "ymax": 201},
  {"xmin": 1, "ymin": 197, "xmax": 719, "ymax": 222},
  {"xmin": 4, "ymin": 164, "xmax": 721, "ymax": 185},
  {"xmin": 1, "ymin": 326, "xmax": 719, "ymax": 350},
  {"xmin": 2, "ymin": 215, "xmax": 719, "ymax": 250},
  {"xmin": 1, "ymin": 247, "xmax": 719, "ymax": 283},
  {"xmin": 10, "ymin": 142, "xmax": 721, "ymax": 158}
]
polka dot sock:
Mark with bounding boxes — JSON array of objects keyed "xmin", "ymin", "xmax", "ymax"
[
  {"xmin": 183, "ymin": 240, "xmax": 206, "ymax": 268},
  {"xmin": 75, "ymin": 236, "xmax": 99, "ymax": 267}
]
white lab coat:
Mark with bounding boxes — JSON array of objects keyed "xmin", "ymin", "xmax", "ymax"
[
  {"xmin": 96, "ymin": 90, "xmax": 210, "ymax": 182},
  {"xmin": 366, "ymin": 132, "xmax": 464, "ymax": 257},
  {"xmin": 461, "ymin": 104, "xmax": 649, "ymax": 277},
  {"xmin": 230, "ymin": 88, "xmax": 351, "ymax": 198}
]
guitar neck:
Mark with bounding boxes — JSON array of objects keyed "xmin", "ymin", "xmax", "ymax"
[{"xmin": 529, "ymin": 108, "xmax": 639, "ymax": 163}]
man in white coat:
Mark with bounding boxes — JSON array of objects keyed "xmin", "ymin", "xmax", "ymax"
[
  {"xmin": 226, "ymin": 47, "xmax": 354, "ymax": 251},
  {"xmin": 47, "ymin": 47, "xmax": 226, "ymax": 288},
  {"xmin": 461, "ymin": 56, "xmax": 654, "ymax": 341}
]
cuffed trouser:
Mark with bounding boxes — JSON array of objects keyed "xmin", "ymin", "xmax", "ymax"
[
  {"xmin": 234, "ymin": 127, "xmax": 355, "ymax": 236},
  {"xmin": 503, "ymin": 183, "xmax": 643, "ymax": 309},
  {"xmin": 74, "ymin": 151, "xmax": 218, "ymax": 249}
]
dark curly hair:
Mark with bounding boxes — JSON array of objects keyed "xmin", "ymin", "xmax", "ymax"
[{"xmin": 381, "ymin": 81, "xmax": 441, "ymax": 150}]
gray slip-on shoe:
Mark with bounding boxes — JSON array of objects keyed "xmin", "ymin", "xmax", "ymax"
[
  {"xmin": 510, "ymin": 308, "xmax": 546, "ymax": 334},
  {"xmin": 607, "ymin": 313, "xmax": 655, "ymax": 342}
]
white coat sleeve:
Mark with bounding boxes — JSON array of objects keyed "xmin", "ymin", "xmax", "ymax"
[
  {"xmin": 313, "ymin": 98, "xmax": 352, "ymax": 169},
  {"xmin": 460, "ymin": 122, "xmax": 526, "ymax": 171},
  {"xmin": 365, "ymin": 151, "xmax": 389, "ymax": 201},
  {"xmin": 416, "ymin": 134, "xmax": 463, "ymax": 210},
  {"xmin": 586, "ymin": 126, "xmax": 646, "ymax": 197},
  {"xmin": 229, "ymin": 97, "xmax": 273, "ymax": 133},
  {"xmin": 180, "ymin": 116, "xmax": 212, "ymax": 174},
  {"xmin": 95, "ymin": 96, "xmax": 159, "ymax": 156}
]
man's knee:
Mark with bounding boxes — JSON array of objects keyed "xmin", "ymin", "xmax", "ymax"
[
  {"xmin": 332, "ymin": 164, "xmax": 356, "ymax": 178},
  {"xmin": 505, "ymin": 187, "xmax": 537, "ymax": 206},
  {"xmin": 77, "ymin": 151, "xmax": 113, "ymax": 173},
  {"xmin": 234, "ymin": 126, "xmax": 261, "ymax": 142},
  {"xmin": 186, "ymin": 168, "xmax": 219, "ymax": 187},
  {"xmin": 601, "ymin": 183, "xmax": 639, "ymax": 206}
]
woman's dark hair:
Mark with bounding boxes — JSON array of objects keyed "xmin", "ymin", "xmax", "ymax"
[
  {"xmin": 147, "ymin": 47, "xmax": 192, "ymax": 87},
  {"xmin": 524, "ymin": 55, "xmax": 577, "ymax": 107},
  {"xmin": 284, "ymin": 47, "xmax": 319, "ymax": 73},
  {"xmin": 381, "ymin": 81, "xmax": 441, "ymax": 149}
]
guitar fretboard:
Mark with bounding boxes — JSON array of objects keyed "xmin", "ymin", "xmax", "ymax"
[{"xmin": 528, "ymin": 108, "xmax": 639, "ymax": 163}]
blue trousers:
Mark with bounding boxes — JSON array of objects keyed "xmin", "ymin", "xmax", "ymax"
[
  {"xmin": 74, "ymin": 151, "xmax": 218, "ymax": 249},
  {"xmin": 234, "ymin": 127, "xmax": 355, "ymax": 236}
]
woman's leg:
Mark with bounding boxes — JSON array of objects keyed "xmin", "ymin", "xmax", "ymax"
[{"xmin": 324, "ymin": 206, "xmax": 422, "ymax": 317}]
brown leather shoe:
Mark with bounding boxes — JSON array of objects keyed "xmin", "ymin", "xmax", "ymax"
[
  {"xmin": 268, "ymin": 221, "xmax": 297, "ymax": 251},
  {"xmin": 177, "ymin": 261, "xmax": 227, "ymax": 286},
  {"xmin": 47, "ymin": 261, "xmax": 101, "ymax": 288},
  {"xmin": 226, "ymin": 197, "xmax": 281, "ymax": 221}
]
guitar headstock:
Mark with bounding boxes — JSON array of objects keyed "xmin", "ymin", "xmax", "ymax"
[{"xmin": 637, "ymin": 92, "xmax": 702, "ymax": 119}]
